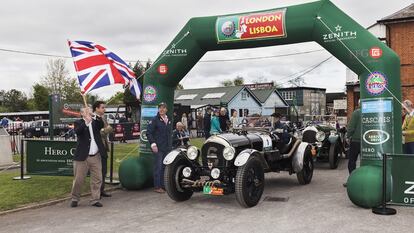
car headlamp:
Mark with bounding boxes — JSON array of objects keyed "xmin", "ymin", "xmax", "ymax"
[
  {"xmin": 182, "ymin": 167, "xmax": 192, "ymax": 178},
  {"xmin": 223, "ymin": 146, "xmax": 236, "ymax": 161},
  {"xmin": 211, "ymin": 168, "xmax": 221, "ymax": 179},
  {"xmin": 316, "ymin": 131, "xmax": 326, "ymax": 142},
  {"xmin": 187, "ymin": 146, "xmax": 198, "ymax": 160}
]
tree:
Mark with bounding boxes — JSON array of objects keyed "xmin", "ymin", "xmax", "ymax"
[
  {"xmin": 220, "ymin": 76, "xmax": 244, "ymax": 87},
  {"xmin": 233, "ymin": 76, "xmax": 244, "ymax": 86},
  {"xmin": 32, "ymin": 84, "xmax": 50, "ymax": 110},
  {"xmin": 3, "ymin": 89, "xmax": 28, "ymax": 112},
  {"xmin": 41, "ymin": 59, "xmax": 71, "ymax": 95},
  {"xmin": 220, "ymin": 80, "xmax": 233, "ymax": 87},
  {"xmin": 40, "ymin": 58, "xmax": 91, "ymax": 103},
  {"xmin": 107, "ymin": 92, "xmax": 124, "ymax": 105}
]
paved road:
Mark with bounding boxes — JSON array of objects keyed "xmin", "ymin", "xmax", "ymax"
[{"xmin": 1, "ymin": 160, "xmax": 413, "ymax": 233}]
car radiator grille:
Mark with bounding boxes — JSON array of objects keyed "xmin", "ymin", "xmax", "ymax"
[
  {"xmin": 302, "ymin": 130, "xmax": 316, "ymax": 143},
  {"xmin": 201, "ymin": 142, "xmax": 226, "ymax": 168}
]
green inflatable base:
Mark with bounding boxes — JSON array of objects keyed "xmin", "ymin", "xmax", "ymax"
[
  {"xmin": 118, "ymin": 156, "xmax": 154, "ymax": 190},
  {"xmin": 347, "ymin": 165, "xmax": 391, "ymax": 208}
]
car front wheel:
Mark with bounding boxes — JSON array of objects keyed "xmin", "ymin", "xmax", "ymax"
[
  {"xmin": 297, "ymin": 145, "xmax": 314, "ymax": 185},
  {"xmin": 164, "ymin": 155, "xmax": 193, "ymax": 202},
  {"xmin": 235, "ymin": 156, "xmax": 264, "ymax": 208},
  {"xmin": 329, "ymin": 142, "xmax": 341, "ymax": 169}
]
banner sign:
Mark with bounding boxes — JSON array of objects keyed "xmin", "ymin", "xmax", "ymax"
[
  {"xmin": 391, "ymin": 154, "xmax": 414, "ymax": 206},
  {"xmin": 109, "ymin": 122, "xmax": 140, "ymax": 141},
  {"xmin": 26, "ymin": 140, "xmax": 76, "ymax": 176},
  {"xmin": 360, "ymin": 98, "xmax": 394, "ymax": 160},
  {"xmin": 216, "ymin": 9, "xmax": 287, "ymax": 43},
  {"xmin": 139, "ymin": 105, "xmax": 159, "ymax": 154}
]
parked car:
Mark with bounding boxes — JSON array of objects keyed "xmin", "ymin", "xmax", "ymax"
[
  {"xmin": 21, "ymin": 120, "xmax": 70, "ymax": 138},
  {"xmin": 301, "ymin": 123, "xmax": 344, "ymax": 169},
  {"xmin": 163, "ymin": 127, "xmax": 313, "ymax": 208},
  {"xmin": 6, "ymin": 120, "xmax": 23, "ymax": 134}
]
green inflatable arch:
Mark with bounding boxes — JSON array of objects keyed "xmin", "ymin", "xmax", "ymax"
[{"xmin": 119, "ymin": 0, "xmax": 402, "ymax": 208}]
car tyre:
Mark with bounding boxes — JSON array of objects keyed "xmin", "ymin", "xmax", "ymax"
[
  {"xmin": 235, "ymin": 156, "xmax": 264, "ymax": 208},
  {"xmin": 329, "ymin": 142, "xmax": 341, "ymax": 169},
  {"xmin": 164, "ymin": 155, "xmax": 193, "ymax": 202},
  {"xmin": 297, "ymin": 145, "xmax": 314, "ymax": 185}
]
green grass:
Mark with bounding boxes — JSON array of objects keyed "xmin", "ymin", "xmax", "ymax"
[
  {"xmin": 0, "ymin": 138, "xmax": 204, "ymax": 212},
  {"xmin": 0, "ymin": 172, "xmax": 90, "ymax": 211}
]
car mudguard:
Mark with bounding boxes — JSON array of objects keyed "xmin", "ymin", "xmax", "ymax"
[
  {"xmin": 163, "ymin": 148, "xmax": 187, "ymax": 165},
  {"xmin": 234, "ymin": 149, "xmax": 260, "ymax": 167},
  {"xmin": 292, "ymin": 142, "xmax": 309, "ymax": 173},
  {"xmin": 328, "ymin": 135, "xmax": 339, "ymax": 144}
]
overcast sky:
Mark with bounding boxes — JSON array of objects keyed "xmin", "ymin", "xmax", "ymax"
[{"xmin": 0, "ymin": 0, "xmax": 411, "ymax": 99}]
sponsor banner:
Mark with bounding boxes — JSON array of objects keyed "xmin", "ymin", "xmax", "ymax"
[
  {"xmin": 322, "ymin": 24, "xmax": 357, "ymax": 43},
  {"xmin": 26, "ymin": 140, "xmax": 76, "ymax": 176},
  {"xmin": 139, "ymin": 117, "xmax": 152, "ymax": 153},
  {"xmin": 162, "ymin": 44, "xmax": 188, "ymax": 57},
  {"xmin": 365, "ymin": 71, "xmax": 388, "ymax": 96},
  {"xmin": 157, "ymin": 64, "xmax": 168, "ymax": 75},
  {"xmin": 333, "ymin": 99, "xmax": 347, "ymax": 110},
  {"xmin": 360, "ymin": 98, "xmax": 394, "ymax": 160},
  {"xmin": 391, "ymin": 154, "xmax": 414, "ymax": 206},
  {"xmin": 109, "ymin": 122, "xmax": 140, "ymax": 141},
  {"xmin": 348, "ymin": 47, "xmax": 383, "ymax": 63},
  {"xmin": 143, "ymin": 85, "xmax": 157, "ymax": 103},
  {"xmin": 216, "ymin": 9, "xmax": 287, "ymax": 43},
  {"xmin": 142, "ymin": 106, "xmax": 158, "ymax": 118}
]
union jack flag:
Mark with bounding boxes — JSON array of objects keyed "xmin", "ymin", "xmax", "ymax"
[{"xmin": 68, "ymin": 40, "xmax": 141, "ymax": 99}]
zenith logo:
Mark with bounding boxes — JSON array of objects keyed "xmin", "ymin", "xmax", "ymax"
[
  {"xmin": 404, "ymin": 181, "xmax": 414, "ymax": 195},
  {"xmin": 335, "ymin": 25, "xmax": 342, "ymax": 32}
]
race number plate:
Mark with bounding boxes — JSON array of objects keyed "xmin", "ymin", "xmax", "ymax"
[
  {"xmin": 259, "ymin": 135, "xmax": 273, "ymax": 150},
  {"xmin": 203, "ymin": 186, "xmax": 224, "ymax": 195}
]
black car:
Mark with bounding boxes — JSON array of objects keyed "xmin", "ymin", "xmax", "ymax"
[
  {"xmin": 22, "ymin": 120, "xmax": 70, "ymax": 138},
  {"xmin": 301, "ymin": 123, "xmax": 345, "ymax": 169},
  {"xmin": 163, "ymin": 127, "xmax": 313, "ymax": 208}
]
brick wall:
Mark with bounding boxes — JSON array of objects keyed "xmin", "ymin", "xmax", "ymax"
[{"xmin": 388, "ymin": 21, "xmax": 414, "ymax": 102}]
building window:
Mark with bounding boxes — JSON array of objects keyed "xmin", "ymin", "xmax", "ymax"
[
  {"xmin": 202, "ymin": 92, "xmax": 226, "ymax": 99},
  {"xmin": 282, "ymin": 91, "xmax": 295, "ymax": 100},
  {"xmin": 241, "ymin": 91, "xmax": 249, "ymax": 100},
  {"xmin": 175, "ymin": 94, "xmax": 198, "ymax": 100}
]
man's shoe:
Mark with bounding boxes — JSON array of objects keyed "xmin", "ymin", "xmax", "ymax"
[
  {"xmin": 343, "ymin": 183, "xmax": 347, "ymax": 187},
  {"xmin": 101, "ymin": 192, "xmax": 112, "ymax": 198},
  {"xmin": 70, "ymin": 201, "xmax": 78, "ymax": 208},
  {"xmin": 92, "ymin": 202, "xmax": 103, "ymax": 207},
  {"xmin": 154, "ymin": 188, "xmax": 165, "ymax": 193}
]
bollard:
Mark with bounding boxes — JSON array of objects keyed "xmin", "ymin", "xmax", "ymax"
[
  {"xmin": 13, "ymin": 139, "xmax": 31, "ymax": 180},
  {"xmin": 372, "ymin": 153, "xmax": 396, "ymax": 215}
]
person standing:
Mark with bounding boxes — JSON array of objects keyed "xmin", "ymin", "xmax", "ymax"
[
  {"xmin": 210, "ymin": 109, "xmax": 222, "ymax": 135},
  {"xmin": 219, "ymin": 107, "xmax": 229, "ymax": 132},
  {"xmin": 196, "ymin": 111, "xmax": 203, "ymax": 137},
  {"xmin": 146, "ymin": 102, "xmax": 172, "ymax": 193},
  {"xmin": 70, "ymin": 107, "xmax": 106, "ymax": 207},
  {"xmin": 181, "ymin": 113, "xmax": 188, "ymax": 130},
  {"xmin": 93, "ymin": 101, "xmax": 113, "ymax": 198},
  {"xmin": 203, "ymin": 107, "xmax": 212, "ymax": 139},
  {"xmin": 344, "ymin": 102, "xmax": 361, "ymax": 187},
  {"xmin": 402, "ymin": 100, "xmax": 414, "ymax": 154},
  {"xmin": 230, "ymin": 110, "xmax": 239, "ymax": 130}
]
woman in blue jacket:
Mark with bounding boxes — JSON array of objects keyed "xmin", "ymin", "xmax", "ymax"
[{"xmin": 210, "ymin": 109, "xmax": 222, "ymax": 135}]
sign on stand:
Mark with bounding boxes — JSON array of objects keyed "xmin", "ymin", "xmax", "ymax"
[{"xmin": 26, "ymin": 140, "xmax": 76, "ymax": 176}]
